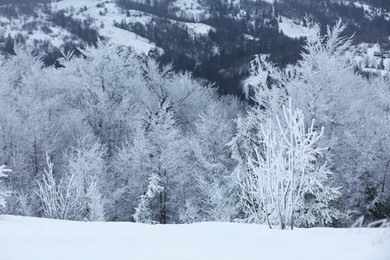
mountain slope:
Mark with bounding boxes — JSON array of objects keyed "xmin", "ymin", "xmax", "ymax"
[{"xmin": 0, "ymin": 0, "xmax": 389, "ymax": 94}]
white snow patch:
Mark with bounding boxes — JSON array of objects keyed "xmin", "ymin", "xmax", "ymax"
[
  {"xmin": 353, "ymin": 2, "xmax": 371, "ymax": 12},
  {"xmin": 112, "ymin": 6, "xmax": 214, "ymax": 37},
  {"xmin": 260, "ymin": 0, "xmax": 275, "ymax": 4},
  {"xmin": 279, "ymin": 17, "xmax": 313, "ymax": 39},
  {"xmin": 183, "ymin": 22, "xmax": 215, "ymax": 35},
  {"xmin": 0, "ymin": 215, "xmax": 389, "ymax": 260},
  {"xmin": 169, "ymin": 0, "xmax": 208, "ymax": 22},
  {"xmin": 247, "ymin": 0, "xmax": 274, "ymax": 4}
]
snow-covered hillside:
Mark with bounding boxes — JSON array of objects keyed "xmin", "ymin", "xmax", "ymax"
[
  {"xmin": 0, "ymin": 215, "xmax": 389, "ymax": 260},
  {"xmin": 51, "ymin": 0, "xmax": 158, "ymax": 54},
  {"xmin": 278, "ymin": 17, "xmax": 313, "ymax": 39},
  {"xmin": 0, "ymin": 6, "xmax": 75, "ymax": 50},
  {"xmin": 0, "ymin": 0, "xmax": 216, "ymax": 55}
]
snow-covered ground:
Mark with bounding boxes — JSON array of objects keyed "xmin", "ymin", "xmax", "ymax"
[{"xmin": 0, "ymin": 215, "xmax": 389, "ymax": 260}]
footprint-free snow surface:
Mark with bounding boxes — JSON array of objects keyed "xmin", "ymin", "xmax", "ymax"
[{"xmin": 0, "ymin": 215, "xmax": 389, "ymax": 260}]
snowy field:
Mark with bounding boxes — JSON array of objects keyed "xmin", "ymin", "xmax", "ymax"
[{"xmin": 0, "ymin": 216, "xmax": 389, "ymax": 260}]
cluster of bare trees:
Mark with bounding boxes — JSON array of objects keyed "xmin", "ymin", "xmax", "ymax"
[{"xmin": 0, "ymin": 43, "xmax": 240, "ymax": 223}]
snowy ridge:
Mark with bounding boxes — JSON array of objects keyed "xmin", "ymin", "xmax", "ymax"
[{"xmin": 0, "ymin": 215, "xmax": 389, "ymax": 260}]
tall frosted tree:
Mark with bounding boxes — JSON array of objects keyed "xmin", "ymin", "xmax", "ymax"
[
  {"xmin": 57, "ymin": 42, "xmax": 147, "ymax": 160},
  {"xmin": 133, "ymin": 173, "xmax": 164, "ymax": 224},
  {"xmin": 110, "ymin": 123, "xmax": 153, "ymax": 221},
  {"xmin": 183, "ymin": 105, "xmax": 237, "ymax": 222},
  {"xmin": 143, "ymin": 104, "xmax": 189, "ymax": 223},
  {"xmin": 0, "ymin": 165, "xmax": 11, "ymax": 208},
  {"xmin": 65, "ymin": 138, "xmax": 106, "ymax": 221},
  {"xmin": 236, "ymin": 99, "xmax": 340, "ymax": 229}
]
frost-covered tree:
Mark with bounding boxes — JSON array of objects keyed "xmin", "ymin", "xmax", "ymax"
[
  {"xmin": 0, "ymin": 165, "xmax": 11, "ymax": 208},
  {"xmin": 110, "ymin": 122, "xmax": 153, "ymax": 221},
  {"xmin": 36, "ymin": 156, "xmax": 72, "ymax": 220},
  {"xmin": 112, "ymin": 102, "xmax": 190, "ymax": 223},
  {"xmin": 236, "ymin": 99, "xmax": 340, "ymax": 229},
  {"xmin": 65, "ymin": 138, "xmax": 106, "ymax": 221},
  {"xmin": 133, "ymin": 174, "xmax": 164, "ymax": 224},
  {"xmin": 37, "ymin": 144, "xmax": 104, "ymax": 221},
  {"xmin": 57, "ymin": 42, "xmax": 147, "ymax": 160},
  {"xmin": 286, "ymin": 22, "xmax": 390, "ymax": 222},
  {"xmin": 351, "ymin": 77, "xmax": 390, "ymax": 221},
  {"xmin": 143, "ymin": 104, "xmax": 189, "ymax": 223},
  {"xmin": 184, "ymin": 105, "xmax": 237, "ymax": 222}
]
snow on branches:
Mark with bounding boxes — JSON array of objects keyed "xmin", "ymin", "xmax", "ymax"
[{"xmin": 237, "ymin": 99, "xmax": 340, "ymax": 229}]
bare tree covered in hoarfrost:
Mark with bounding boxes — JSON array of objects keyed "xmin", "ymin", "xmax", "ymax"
[
  {"xmin": 133, "ymin": 173, "xmax": 164, "ymax": 224},
  {"xmin": 0, "ymin": 165, "xmax": 11, "ymax": 208},
  {"xmin": 36, "ymin": 156, "xmax": 88, "ymax": 220},
  {"xmin": 236, "ymin": 99, "xmax": 340, "ymax": 229},
  {"xmin": 65, "ymin": 139, "xmax": 106, "ymax": 221},
  {"xmin": 37, "ymin": 140, "xmax": 105, "ymax": 220},
  {"xmin": 57, "ymin": 42, "xmax": 147, "ymax": 161},
  {"xmin": 182, "ymin": 105, "xmax": 237, "ymax": 222}
]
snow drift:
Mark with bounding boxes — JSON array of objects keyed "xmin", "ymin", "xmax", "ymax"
[{"xmin": 0, "ymin": 215, "xmax": 389, "ymax": 260}]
